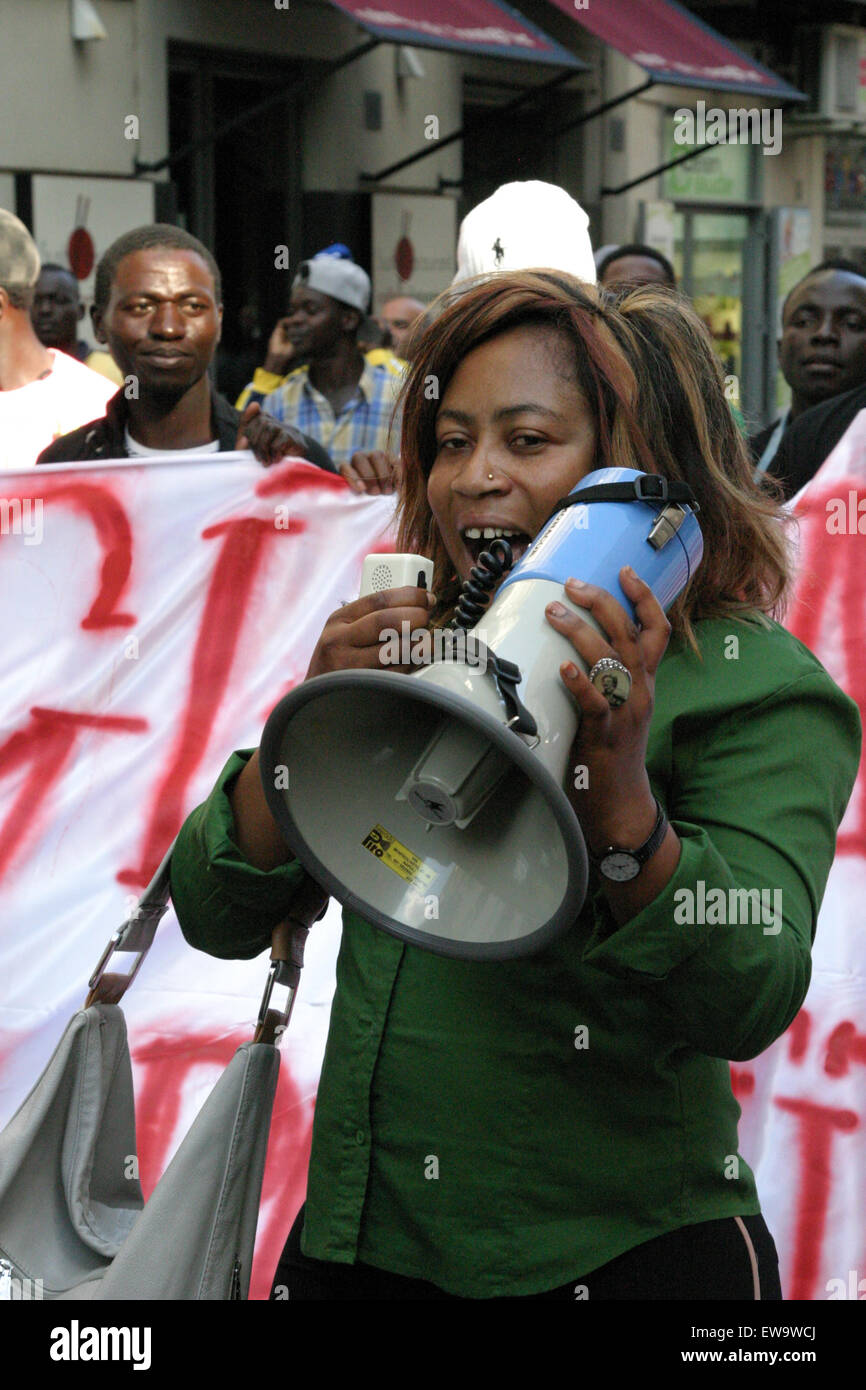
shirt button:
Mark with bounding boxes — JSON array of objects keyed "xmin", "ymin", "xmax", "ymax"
[{"xmin": 355, "ymin": 1129, "xmax": 366, "ymax": 1146}]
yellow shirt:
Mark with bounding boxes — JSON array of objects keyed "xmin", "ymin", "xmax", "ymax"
[{"xmin": 235, "ymin": 351, "xmax": 406, "ymax": 411}]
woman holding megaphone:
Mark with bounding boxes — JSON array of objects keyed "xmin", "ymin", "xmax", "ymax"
[{"xmin": 171, "ymin": 272, "xmax": 860, "ymax": 1301}]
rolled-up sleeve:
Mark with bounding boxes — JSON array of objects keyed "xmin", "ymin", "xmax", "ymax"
[
  {"xmin": 170, "ymin": 749, "xmax": 306, "ymax": 959},
  {"xmin": 582, "ymin": 671, "xmax": 861, "ymax": 1061}
]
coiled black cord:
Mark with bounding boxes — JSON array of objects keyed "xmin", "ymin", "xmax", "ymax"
[{"xmin": 451, "ymin": 538, "xmax": 514, "ymax": 630}]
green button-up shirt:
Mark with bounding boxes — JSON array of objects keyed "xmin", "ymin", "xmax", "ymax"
[{"xmin": 170, "ymin": 615, "xmax": 860, "ymax": 1297}]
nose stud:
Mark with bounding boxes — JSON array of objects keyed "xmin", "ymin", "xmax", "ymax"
[{"xmin": 487, "ymin": 472, "xmax": 494, "ymax": 480}]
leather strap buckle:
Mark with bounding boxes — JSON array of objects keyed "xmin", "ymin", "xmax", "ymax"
[{"xmin": 253, "ymin": 876, "xmax": 329, "ymax": 1045}]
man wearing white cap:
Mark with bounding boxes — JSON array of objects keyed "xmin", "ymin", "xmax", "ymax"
[
  {"xmin": 451, "ymin": 181, "xmax": 597, "ymax": 287},
  {"xmin": 245, "ymin": 256, "xmax": 401, "ymax": 481}
]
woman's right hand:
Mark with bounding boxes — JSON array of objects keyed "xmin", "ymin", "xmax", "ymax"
[{"xmin": 305, "ymin": 586, "xmax": 437, "ymax": 679}]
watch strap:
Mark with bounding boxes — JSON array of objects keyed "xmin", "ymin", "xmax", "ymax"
[{"xmin": 588, "ymin": 799, "xmax": 668, "ymax": 876}]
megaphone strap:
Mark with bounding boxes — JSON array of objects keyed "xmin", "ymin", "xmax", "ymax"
[
  {"xmin": 453, "ymin": 638, "xmax": 539, "ymax": 739},
  {"xmin": 85, "ymin": 839, "xmax": 176, "ymax": 1007},
  {"xmin": 549, "ymin": 477, "xmax": 698, "ymax": 516},
  {"xmin": 487, "ymin": 649, "xmax": 539, "ymax": 739}
]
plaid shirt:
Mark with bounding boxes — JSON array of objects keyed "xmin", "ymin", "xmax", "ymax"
[{"xmin": 260, "ymin": 360, "xmax": 403, "ymax": 469}]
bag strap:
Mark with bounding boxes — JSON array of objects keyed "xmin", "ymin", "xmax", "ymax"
[
  {"xmin": 86, "ymin": 840, "xmax": 176, "ymax": 1006},
  {"xmin": 253, "ymin": 875, "xmax": 330, "ymax": 1045},
  {"xmin": 85, "ymin": 839, "xmax": 330, "ymax": 1048}
]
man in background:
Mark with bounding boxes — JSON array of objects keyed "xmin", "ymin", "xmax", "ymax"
[
  {"xmin": 238, "ymin": 255, "xmax": 401, "ymax": 484},
  {"xmin": 31, "ymin": 262, "xmax": 123, "ymax": 385},
  {"xmin": 377, "ymin": 296, "xmax": 426, "ymax": 361},
  {"xmin": 37, "ymin": 223, "xmax": 331, "ymax": 469},
  {"xmin": 597, "ymin": 244, "xmax": 676, "ymax": 290},
  {"xmin": 750, "ymin": 260, "xmax": 866, "ymax": 490},
  {"xmin": 0, "ymin": 209, "xmax": 116, "ymax": 470}
]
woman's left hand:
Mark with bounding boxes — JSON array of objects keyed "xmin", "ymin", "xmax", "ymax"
[{"xmin": 545, "ymin": 566, "xmax": 671, "ymax": 857}]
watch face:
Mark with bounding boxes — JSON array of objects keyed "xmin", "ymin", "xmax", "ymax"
[{"xmin": 599, "ymin": 851, "xmax": 641, "ymax": 882}]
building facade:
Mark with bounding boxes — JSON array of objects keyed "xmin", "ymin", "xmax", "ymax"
[{"xmin": 2, "ymin": 0, "xmax": 864, "ymax": 423}]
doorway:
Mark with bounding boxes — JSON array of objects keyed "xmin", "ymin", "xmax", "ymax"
[
  {"xmin": 168, "ymin": 45, "xmax": 304, "ymax": 400},
  {"xmin": 672, "ymin": 208, "xmax": 765, "ymax": 420}
]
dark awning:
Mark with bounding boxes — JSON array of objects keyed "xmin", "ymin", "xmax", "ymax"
[
  {"xmin": 328, "ymin": 0, "xmax": 588, "ymax": 67},
  {"xmin": 544, "ymin": 0, "xmax": 805, "ymax": 100}
]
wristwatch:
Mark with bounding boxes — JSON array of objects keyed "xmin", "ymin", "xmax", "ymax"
[{"xmin": 588, "ymin": 800, "xmax": 669, "ymax": 882}]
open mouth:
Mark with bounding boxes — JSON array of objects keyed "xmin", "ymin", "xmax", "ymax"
[{"xmin": 460, "ymin": 526, "xmax": 532, "ymax": 569}]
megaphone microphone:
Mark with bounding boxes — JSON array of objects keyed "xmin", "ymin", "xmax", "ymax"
[{"xmin": 260, "ymin": 468, "xmax": 702, "ymax": 960}]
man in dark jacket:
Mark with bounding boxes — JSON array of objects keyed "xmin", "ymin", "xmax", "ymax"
[
  {"xmin": 768, "ymin": 376, "xmax": 866, "ymax": 500},
  {"xmin": 38, "ymin": 225, "xmax": 334, "ymax": 470},
  {"xmin": 749, "ymin": 260, "xmax": 866, "ymax": 492}
]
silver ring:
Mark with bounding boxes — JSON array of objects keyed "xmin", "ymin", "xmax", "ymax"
[{"xmin": 588, "ymin": 657, "xmax": 632, "ymax": 708}]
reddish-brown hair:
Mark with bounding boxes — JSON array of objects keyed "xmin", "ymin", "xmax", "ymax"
[{"xmin": 394, "ymin": 270, "xmax": 791, "ymax": 645}]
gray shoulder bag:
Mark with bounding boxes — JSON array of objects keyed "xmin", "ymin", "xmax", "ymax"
[{"xmin": 0, "ymin": 845, "xmax": 327, "ymax": 1300}]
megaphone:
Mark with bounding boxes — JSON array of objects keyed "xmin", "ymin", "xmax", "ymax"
[{"xmin": 260, "ymin": 468, "xmax": 702, "ymax": 960}]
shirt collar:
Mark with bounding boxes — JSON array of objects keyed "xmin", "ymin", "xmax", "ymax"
[
  {"xmin": 357, "ymin": 359, "xmax": 381, "ymax": 402},
  {"xmin": 300, "ymin": 358, "xmax": 381, "ymax": 406}
]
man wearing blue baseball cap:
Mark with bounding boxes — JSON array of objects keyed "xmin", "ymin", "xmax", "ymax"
[{"xmin": 237, "ymin": 255, "xmax": 401, "ymax": 489}]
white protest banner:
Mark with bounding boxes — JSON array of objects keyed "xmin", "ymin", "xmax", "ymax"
[
  {"xmin": 0, "ymin": 454, "xmax": 395, "ymax": 1299},
  {"xmin": 738, "ymin": 413, "xmax": 866, "ymax": 1300}
]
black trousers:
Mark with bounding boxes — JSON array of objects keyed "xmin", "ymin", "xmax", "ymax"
[{"xmin": 270, "ymin": 1205, "xmax": 782, "ymax": 1301}]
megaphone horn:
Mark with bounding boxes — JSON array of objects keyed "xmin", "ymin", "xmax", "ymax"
[{"xmin": 260, "ymin": 468, "xmax": 703, "ymax": 961}]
